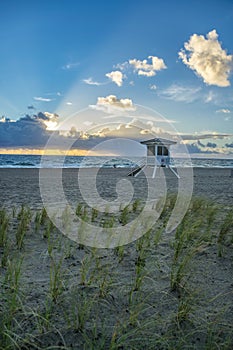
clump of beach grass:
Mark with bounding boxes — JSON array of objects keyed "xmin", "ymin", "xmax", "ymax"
[
  {"xmin": 16, "ymin": 205, "xmax": 32, "ymax": 249},
  {"xmin": 217, "ymin": 208, "xmax": 233, "ymax": 257},
  {"xmin": 0, "ymin": 208, "xmax": 9, "ymax": 248}
]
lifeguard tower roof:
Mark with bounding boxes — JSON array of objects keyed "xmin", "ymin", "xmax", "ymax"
[{"xmin": 140, "ymin": 137, "xmax": 176, "ymax": 146}]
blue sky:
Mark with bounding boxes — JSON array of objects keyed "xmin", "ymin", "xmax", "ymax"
[{"xmin": 0, "ymin": 0, "xmax": 233, "ymax": 156}]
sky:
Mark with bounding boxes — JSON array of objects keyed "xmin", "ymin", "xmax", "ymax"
[{"xmin": 0, "ymin": 0, "xmax": 233, "ymax": 157}]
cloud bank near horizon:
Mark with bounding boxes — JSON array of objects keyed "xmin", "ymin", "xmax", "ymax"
[{"xmin": 0, "ymin": 110, "xmax": 232, "ymax": 156}]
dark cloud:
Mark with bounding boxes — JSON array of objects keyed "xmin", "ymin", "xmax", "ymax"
[
  {"xmin": 0, "ymin": 113, "xmax": 232, "ymax": 156},
  {"xmin": 27, "ymin": 105, "xmax": 36, "ymax": 110},
  {"xmin": 185, "ymin": 142, "xmax": 218, "ymax": 154},
  {"xmin": 0, "ymin": 113, "xmax": 103, "ymax": 150},
  {"xmin": 0, "ymin": 112, "xmax": 59, "ymax": 148},
  {"xmin": 185, "ymin": 143, "xmax": 203, "ymax": 154},
  {"xmin": 36, "ymin": 112, "xmax": 58, "ymax": 122},
  {"xmin": 206, "ymin": 142, "xmax": 217, "ymax": 148},
  {"xmin": 181, "ymin": 133, "xmax": 231, "ymax": 141},
  {"xmin": 0, "ymin": 115, "xmax": 49, "ymax": 147},
  {"xmin": 225, "ymin": 143, "xmax": 233, "ymax": 148},
  {"xmin": 37, "ymin": 112, "xmax": 48, "ymax": 120}
]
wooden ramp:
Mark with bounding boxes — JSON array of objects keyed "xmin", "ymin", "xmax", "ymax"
[{"xmin": 127, "ymin": 160, "xmax": 146, "ymax": 177}]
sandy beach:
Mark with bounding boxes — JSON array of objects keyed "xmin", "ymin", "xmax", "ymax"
[
  {"xmin": 0, "ymin": 167, "xmax": 232, "ymax": 349},
  {"xmin": 0, "ymin": 167, "xmax": 232, "ymax": 208}
]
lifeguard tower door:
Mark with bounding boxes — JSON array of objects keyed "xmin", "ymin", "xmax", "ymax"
[{"xmin": 156, "ymin": 145, "xmax": 170, "ymax": 167}]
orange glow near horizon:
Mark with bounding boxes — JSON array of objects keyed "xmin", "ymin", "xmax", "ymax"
[
  {"xmin": 0, "ymin": 148, "xmax": 117, "ymax": 157},
  {"xmin": 0, "ymin": 148, "xmax": 90, "ymax": 156}
]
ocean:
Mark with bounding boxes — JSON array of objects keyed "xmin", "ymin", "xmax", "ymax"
[{"xmin": 0, "ymin": 154, "xmax": 233, "ymax": 168}]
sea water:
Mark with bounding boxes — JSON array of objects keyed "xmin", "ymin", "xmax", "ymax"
[{"xmin": 0, "ymin": 154, "xmax": 233, "ymax": 168}]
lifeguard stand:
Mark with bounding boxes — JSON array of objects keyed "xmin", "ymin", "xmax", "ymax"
[{"xmin": 128, "ymin": 137, "xmax": 179, "ymax": 178}]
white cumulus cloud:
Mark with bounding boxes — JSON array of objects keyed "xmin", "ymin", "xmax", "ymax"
[
  {"xmin": 83, "ymin": 77, "xmax": 104, "ymax": 86},
  {"xmin": 90, "ymin": 95, "xmax": 135, "ymax": 113},
  {"xmin": 150, "ymin": 84, "xmax": 157, "ymax": 90},
  {"xmin": 105, "ymin": 71, "xmax": 124, "ymax": 86},
  {"xmin": 33, "ymin": 97, "xmax": 53, "ymax": 102},
  {"xmin": 129, "ymin": 56, "xmax": 167, "ymax": 77},
  {"xmin": 216, "ymin": 108, "xmax": 231, "ymax": 113},
  {"xmin": 179, "ymin": 30, "xmax": 233, "ymax": 87},
  {"xmin": 159, "ymin": 84, "xmax": 201, "ymax": 103}
]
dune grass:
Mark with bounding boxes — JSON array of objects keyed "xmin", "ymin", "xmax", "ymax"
[{"xmin": 0, "ymin": 196, "xmax": 232, "ymax": 349}]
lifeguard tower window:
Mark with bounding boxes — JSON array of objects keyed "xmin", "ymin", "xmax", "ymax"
[
  {"xmin": 147, "ymin": 145, "xmax": 155, "ymax": 156},
  {"xmin": 157, "ymin": 146, "xmax": 169, "ymax": 156}
]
